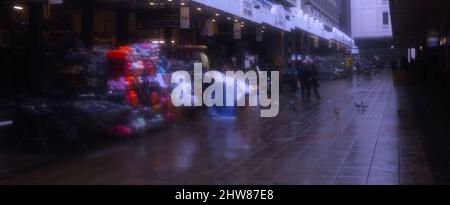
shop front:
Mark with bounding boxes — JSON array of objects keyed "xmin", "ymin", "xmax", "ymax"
[{"xmin": 0, "ymin": 0, "xmax": 355, "ymax": 152}]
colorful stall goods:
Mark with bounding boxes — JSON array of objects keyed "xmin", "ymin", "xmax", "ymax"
[{"xmin": 106, "ymin": 43, "xmax": 175, "ymax": 136}]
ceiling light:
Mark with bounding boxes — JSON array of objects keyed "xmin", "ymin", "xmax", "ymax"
[{"xmin": 13, "ymin": 5, "xmax": 23, "ymax": 10}]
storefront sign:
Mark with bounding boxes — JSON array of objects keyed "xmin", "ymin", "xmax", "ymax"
[
  {"xmin": 234, "ymin": 22, "xmax": 242, "ymax": 39},
  {"xmin": 136, "ymin": 9, "xmax": 180, "ymax": 30},
  {"xmin": 180, "ymin": 7, "xmax": 190, "ymax": 29}
]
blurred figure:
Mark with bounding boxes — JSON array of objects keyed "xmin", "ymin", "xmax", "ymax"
[
  {"xmin": 307, "ymin": 59, "xmax": 321, "ymax": 101},
  {"xmin": 286, "ymin": 62, "xmax": 297, "ymax": 93},
  {"xmin": 345, "ymin": 54, "xmax": 353, "ymax": 81},
  {"xmin": 355, "ymin": 60, "xmax": 362, "ymax": 74},
  {"xmin": 362, "ymin": 59, "xmax": 372, "ymax": 79},
  {"xmin": 375, "ymin": 56, "xmax": 384, "ymax": 74},
  {"xmin": 296, "ymin": 60, "xmax": 309, "ymax": 99},
  {"xmin": 391, "ymin": 58, "xmax": 400, "ymax": 86}
]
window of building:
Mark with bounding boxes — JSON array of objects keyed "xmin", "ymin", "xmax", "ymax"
[{"xmin": 383, "ymin": 12, "xmax": 389, "ymax": 25}]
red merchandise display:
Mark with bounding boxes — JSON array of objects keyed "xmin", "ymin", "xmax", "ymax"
[{"xmin": 106, "ymin": 42, "xmax": 175, "ymax": 136}]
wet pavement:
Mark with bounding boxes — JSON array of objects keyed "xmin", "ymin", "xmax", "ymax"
[{"xmin": 0, "ymin": 71, "xmax": 435, "ymax": 185}]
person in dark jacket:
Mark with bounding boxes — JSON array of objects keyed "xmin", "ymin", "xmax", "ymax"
[
  {"xmin": 307, "ymin": 59, "xmax": 321, "ymax": 101},
  {"xmin": 297, "ymin": 60, "xmax": 310, "ymax": 99},
  {"xmin": 355, "ymin": 60, "xmax": 362, "ymax": 74}
]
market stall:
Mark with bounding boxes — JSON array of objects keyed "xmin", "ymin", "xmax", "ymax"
[{"xmin": 106, "ymin": 41, "xmax": 177, "ymax": 134}]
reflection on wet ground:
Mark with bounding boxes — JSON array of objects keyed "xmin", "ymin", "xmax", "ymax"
[{"xmin": 0, "ymin": 72, "xmax": 435, "ymax": 185}]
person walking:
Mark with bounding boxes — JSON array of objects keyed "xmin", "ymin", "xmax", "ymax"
[
  {"xmin": 374, "ymin": 56, "xmax": 383, "ymax": 74},
  {"xmin": 307, "ymin": 59, "xmax": 321, "ymax": 101},
  {"xmin": 297, "ymin": 60, "xmax": 309, "ymax": 100},
  {"xmin": 355, "ymin": 60, "xmax": 362, "ymax": 74},
  {"xmin": 345, "ymin": 55, "xmax": 353, "ymax": 81}
]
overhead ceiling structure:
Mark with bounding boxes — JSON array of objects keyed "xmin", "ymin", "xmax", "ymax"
[
  {"xmin": 390, "ymin": 0, "xmax": 450, "ymax": 47},
  {"xmin": 12, "ymin": 0, "xmax": 353, "ymax": 47}
]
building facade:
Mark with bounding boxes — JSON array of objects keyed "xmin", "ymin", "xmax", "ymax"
[
  {"xmin": 298, "ymin": 0, "xmax": 351, "ymax": 35},
  {"xmin": 339, "ymin": 0, "xmax": 351, "ymax": 35},
  {"xmin": 351, "ymin": 0, "xmax": 392, "ymax": 38},
  {"xmin": 300, "ymin": 0, "xmax": 340, "ymax": 29},
  {"xmin": 351, "ymin": 0, "xmax": 393, "ymax": 59}
]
